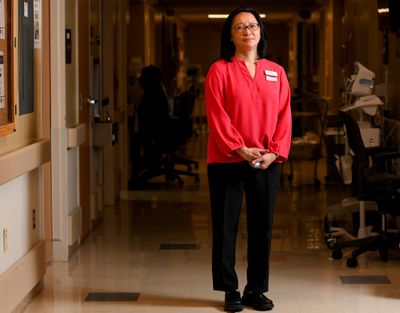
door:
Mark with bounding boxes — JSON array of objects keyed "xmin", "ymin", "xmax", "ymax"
[
  {"xmin": 77, "ymin": 0, "xmax": 102, "ymax": 239},
  {"xmin": 77, "ymin": 0, "xmax": 90, "ymax": 239}
]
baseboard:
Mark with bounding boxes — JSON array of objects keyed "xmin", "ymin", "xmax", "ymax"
[
  {"xmin": 11, "ymin": 280, "xmax": 44, "ymax": 313},
  {"xmin": 0, "ymin": 241, "xmax": 46, "ymax": 313}
]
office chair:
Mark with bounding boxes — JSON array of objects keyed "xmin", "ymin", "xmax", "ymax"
[
  {"xmin": 170, "ymin": 89, "xmax": 200, "ymax": 173},
  {"xmin": 130, "ymin": 89, "xmax": 200, "ymax": 189},
  {"xmin": 327, "ymin": 111, "xmax": 400, "ymax": 267}
]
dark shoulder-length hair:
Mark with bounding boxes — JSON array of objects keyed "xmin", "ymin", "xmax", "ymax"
[{"xmin": 220, "ymin": 7, "xmax": 267, "ymax": 62}]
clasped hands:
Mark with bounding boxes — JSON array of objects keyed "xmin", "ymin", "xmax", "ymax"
[{"xmin": 236, "ymin": 147, "xmax": 277, "ymax": 169}]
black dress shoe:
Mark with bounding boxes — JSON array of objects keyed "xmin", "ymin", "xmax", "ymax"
[
  {"xmin": 224, "ymin": 290, "xmax": 243, "ymax": 312},
  {"xmin": 241, "ymin": 289, "xmax": 274, "ymax": 311}
]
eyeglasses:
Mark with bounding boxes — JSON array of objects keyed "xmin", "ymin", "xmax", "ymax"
[{"xmin": 231, "ymin": 23, "xmax": 260, "ymax": 32}]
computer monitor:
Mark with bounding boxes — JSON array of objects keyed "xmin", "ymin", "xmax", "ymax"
[{"xmin": 349, "ymin": 62, "xmax": 375, "ymax": 97}]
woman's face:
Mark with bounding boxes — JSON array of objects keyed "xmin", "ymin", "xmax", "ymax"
[{"xmin": 230, "ymin": 12, "xmax": 260, "ymax": 53}]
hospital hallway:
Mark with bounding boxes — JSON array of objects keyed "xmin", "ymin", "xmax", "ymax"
[{"xmin": 22, "ymin": 133, "xmax": 400, "ymax": 313}]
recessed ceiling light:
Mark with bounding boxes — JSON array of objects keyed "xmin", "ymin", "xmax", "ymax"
[
  {"xmin": 377, "ymin": 8, "xmax": 389, "ymax": 14},
  {"xmin": 208, "ymin": 14, "xmax": 266, "ymax": 19}
]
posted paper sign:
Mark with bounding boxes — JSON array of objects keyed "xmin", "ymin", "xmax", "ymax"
[
  {"xmin": 34, "ymin": 0, "xmax": 40, "ymax": 48},
  {"xmin": 24, "ymin": 0, "xmax": 29, "ymax": 18},
  {"xmin": 0, "ymin": 0, "xmax": 5, "ymax": 39}
]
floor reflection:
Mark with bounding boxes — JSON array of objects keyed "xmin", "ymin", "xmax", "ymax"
[{"xmin": 22, "ymin": 132, "xmax": 400, "ymax": 313}]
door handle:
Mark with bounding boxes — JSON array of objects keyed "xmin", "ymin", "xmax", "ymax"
[
  {"xmin": 87, "ymin": 98, "xmax": 97, "ymax": 105},
  {"xmin": 79, "ymin": 96, "xmax": 97, "ymax": 110}
]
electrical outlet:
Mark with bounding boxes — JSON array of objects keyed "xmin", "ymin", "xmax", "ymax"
[{"xmin": 3, "ymin": 228, "xmax": 8, "ymax": 253}]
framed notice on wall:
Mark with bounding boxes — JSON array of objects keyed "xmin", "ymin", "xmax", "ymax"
[{"xmin": 0, "ymin": 0, "xmax": 15, "ymax": 137}]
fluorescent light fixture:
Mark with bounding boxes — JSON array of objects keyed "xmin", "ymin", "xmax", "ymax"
[
  {"xmin": 208, "ymin": 14, "xmax": 228, "ymax": 18},
  {"xmin": 377, "ymin": 7, "xmax": 389, "ymax": 14},
  {"xmin": 208, "ymin": 14, "xmax": 266, "ymax": 19}
]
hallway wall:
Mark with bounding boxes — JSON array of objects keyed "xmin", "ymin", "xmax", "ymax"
[
  {"xmin": 184, "ymin": 22, "xmax": 221, "ymax": 76},
  {"xmin": 0, "ymin": 171, "xmax": 40, "ymax": 275},
  {"xmin": 0, "ymin": 0, "xmax": 50, "ymax": 311},
  {"xmin": 387, "ymin": 31, "xmax": 400, "ymax": 116}
]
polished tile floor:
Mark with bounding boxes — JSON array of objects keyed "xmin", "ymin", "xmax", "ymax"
[{"xmin": 23, "ymin": 134, "xmax": 400, "ymax": 313}]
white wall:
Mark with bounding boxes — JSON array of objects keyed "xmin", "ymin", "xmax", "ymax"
[
  {"xmin": 67, "ymin": 149, "xmax": 79, "ymax": 215},
  {"xmin": 51, "ymin": 0, "xmax": 83, "ymax": 260},
  {"xmin": 0, "ymin": 171, "xmax": 40, "ymax": 275}
]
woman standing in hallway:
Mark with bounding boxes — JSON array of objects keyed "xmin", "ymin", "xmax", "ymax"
[{"xmin": 205, "ymin": 7, "xmax": 292, "ymax": 312}]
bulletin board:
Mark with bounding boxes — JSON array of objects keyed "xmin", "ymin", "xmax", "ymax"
[
  {"xmin": 18, "ymin": 0, "xmax": 34, "ymax": 115},
  {"xmin": 0, "ymin": 0, "xmax": 15, "ymax": 136}
]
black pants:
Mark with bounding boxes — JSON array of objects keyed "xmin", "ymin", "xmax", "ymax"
[{"xmin": 208, "ymin": 161, "xmax": 281, "ymax": 293}]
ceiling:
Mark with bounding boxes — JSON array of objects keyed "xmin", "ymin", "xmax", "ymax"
[{"xmin": 155, "ymin": 0, "xmax": 322, "ymax": 23}]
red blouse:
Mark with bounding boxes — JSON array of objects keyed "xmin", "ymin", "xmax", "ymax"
[{"xmin": 205, "ymin": 57, "xmax": 292, "ymax": 164}]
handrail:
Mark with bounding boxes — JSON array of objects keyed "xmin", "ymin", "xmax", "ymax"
[{"xmin": 0, "ymin": 139, "xmax": 51, "ymax": 186}]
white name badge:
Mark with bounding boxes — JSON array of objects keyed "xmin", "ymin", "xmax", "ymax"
[{"xmin": 265, "ymin": 70, "xmax": 277, "ymax": 77}]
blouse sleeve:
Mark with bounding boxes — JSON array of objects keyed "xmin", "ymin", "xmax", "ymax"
[
  {"xmin": 205, "ymin": 63, "xmax": 245, "ymax": 155},
  {"xmin": 268, "ymin": 67, "xmax": 292, "ymax": 161}
]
